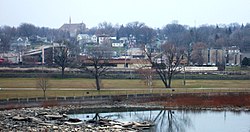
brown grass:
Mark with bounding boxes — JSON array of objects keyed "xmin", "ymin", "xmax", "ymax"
[
  {"xmin": 0, "ymin": 78, "xmax": 249, "ymax": 99},
  {"xmin": 153, "ymin": 93, "xmax": 250, "ymax": 108},
  {"xmin": 0, "ymin": 78, "xmax": 249, "ymax": 89}
]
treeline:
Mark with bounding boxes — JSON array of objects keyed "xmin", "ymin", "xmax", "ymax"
[
  {"xmin": 1, "ymin": 21, "xmax": 250, "ymax": 52},
  {"xmin": 0, "ymin": 23, "xmax": 69, "ymax": 49}
]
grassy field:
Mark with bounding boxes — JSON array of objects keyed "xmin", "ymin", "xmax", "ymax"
[
  {"xmin": 0, "ymin": 78, "xmax": 250, "ymax": 89},
  {"xmin": 0, "ymin": 78, "xmax": 249, "ymax": 99}
]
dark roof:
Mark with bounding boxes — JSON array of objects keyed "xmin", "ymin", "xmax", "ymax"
[{"xmin": 59, "ymin": 23, "xmax": 86, "ymax": 33}]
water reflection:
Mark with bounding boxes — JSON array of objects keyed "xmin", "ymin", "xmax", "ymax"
[
  {"xmin": 68, "ymin": 109, "xmax": 250, "ymax": 132},
  {"xmin": 134, "ymin": 110, "xmax": 192, "ymax": 132}
]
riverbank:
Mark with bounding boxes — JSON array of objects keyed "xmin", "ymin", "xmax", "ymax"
[
  {"xmin": 0, "ymin": 105, "xmax": 157, "ymax": 131},
  {"xmin": 0, "ymin": 104, "xmax": 250, "ymax": 132},
  {"xmin": 0, "ymin": 104, "xmax": 250, "ymax": 131},
  {"xmin": 1, "ymin": 92, "xmax": 250, "ymax": 131}
]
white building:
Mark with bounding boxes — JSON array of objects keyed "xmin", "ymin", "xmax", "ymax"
[
  {"xmin": 98, "ymin": 36, "xmax": 114, "ymax": 44},
  {"xmin": 77, "ymin": 34, "xmax": 98, "ymax": 44}
]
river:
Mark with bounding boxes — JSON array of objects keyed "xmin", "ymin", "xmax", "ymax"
[{"xmin": 68, "ymin": 108, "xmax": 250, "ymax": 132}]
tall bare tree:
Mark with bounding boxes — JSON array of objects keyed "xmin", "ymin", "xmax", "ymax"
[
  {"xmin": 163, "ymin": 23, "xmax": 191, "ymax": 47},
  {"xmin": 145, "ymin": 43, "xmax": 185, "ymax": 88},
  {"xmin": 54, "ymin": 46, "xmax": 70, "ymax": 78},
  {"xmin": 81, "ymin": 45, "xmax": 112, "ymax": 90}
]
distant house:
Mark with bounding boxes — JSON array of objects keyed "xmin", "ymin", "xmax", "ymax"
[
  {"xmin": 36, "ymin": 36, "xmax": 48, "ymax": 43},
  {"xmin": 98, "ymin": 35, "xmax": 111, "ymax": 45},
  {"xmin": 111, "ymin": 40, "xmax": 124, "ymax": 48},
  {"xmin": 77, "ymin": 34, "xmax": 90, "ymax": 43},
  {"xmin": 10, "ymin": 37, "xmax": 30, "ymax": 52},
  {"xmin": 77, "ymin": 34, "xmax": 98, "ymax": 44},
  {"xmin": 119, "ymin": 37, "xmax": 129, "ymax": 44},
  {"xmin": 127, "ymin": 48, "xmax": 145, "ymax": 59},
  {"xmin": 91, "ymin": 35, "xmax": 98, "ymax": 43},
  {"xmin": 16, "ymin": 37, "xmax": 30, "ymax": 46},
  {"xmin": 59, "ymin": 19, "xmax": 86, "ymax": 37}
]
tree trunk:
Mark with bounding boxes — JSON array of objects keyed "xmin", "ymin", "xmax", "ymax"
[
  {"xmin": 43, "ymin": 90, "xmax": 46, "ymax": 99},
  {"xmin": 61, "ymin": 67, "xmax": 65, "ymax": 78},
  {"xmin": 162, "ymin": 77, "xmax": 171, "ymax": 88},
  {"xmin": 163, "ymin": 81, "xmax": 169, "ymax": 88},
  {"xmin": 95, "ymin": 75, "xmax": 101, "ymax": 90},
  {"xmin": 168, "ymin": 76, "xmax": 172, "ymax": 88}
]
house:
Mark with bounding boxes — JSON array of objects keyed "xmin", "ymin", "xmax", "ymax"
[
  {"xmin": 98, "ymin": 35, "xmax": 111, "ymax": 45},
  {"xmin": 10, "ymin": 37, "xmax": 30, "ymax": 52},
  {"xmin": 77, "ymin": 34, "xmax": 90, "ymax": 43},
  {"xmin": 97, "ymin": 35, "xmax": 117, "ymax": 45},
  {"xmin": 111, "ymin": 40, "xmax": 124, "ymax": 48},
  {"xmin": 36, "ymin": 36, "xmax": 48, "ymax": 43},
  {"xmin": 127, "ymin": 48, "xmax": 145, "ymax": 59},
  {"xmin": 119, "ymin": 37, "xmax": 129, "ymax": 44},
  {"xmin": 91, "ymin": 35, "xmax": 98, "ymax": 43},
  {"xmin": 77, "ymin": 34, "xmax": 98, "ymax": 44}
]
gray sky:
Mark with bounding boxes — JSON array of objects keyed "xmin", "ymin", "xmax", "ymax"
[{"xmin": 1, "ymin": 0, "xmax": 250, "ymax": 28}]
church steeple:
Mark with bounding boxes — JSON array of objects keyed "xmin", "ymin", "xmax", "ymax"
[{"xmin": 69, "ymin": 16, "xmax": 71, "ymax": 24}]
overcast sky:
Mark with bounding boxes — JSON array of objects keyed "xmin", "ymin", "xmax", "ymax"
[{"xmin": 1, "ymin": 0, "xmax": 250, "ymax": 29}]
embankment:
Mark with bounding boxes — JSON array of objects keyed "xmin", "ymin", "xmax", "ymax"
[{"xmin": 1, "ymin": 92, "xmax": 250, "ymax": 110}]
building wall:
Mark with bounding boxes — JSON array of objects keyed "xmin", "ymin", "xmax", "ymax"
[
  {"xmin": 202, "ymin": 48, "xmax": 224, "ymax": 65},
  {"xmin": 227, "ymin": 53, "xmax": 241, "ymax": 66}
]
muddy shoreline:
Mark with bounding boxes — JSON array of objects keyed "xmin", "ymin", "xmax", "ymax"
[{"xmin": 1, "ymin": 92, "xmax": 250, "ymax": 131}]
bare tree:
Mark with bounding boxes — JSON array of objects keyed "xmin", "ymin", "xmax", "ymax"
[
  {"xmin": 162, "ymin": 23, "xmax": 191, "ymax": 47},
  {"xmin": 145, "ymin": 43, "xmax": 185, "ymax": 88},
  {"xmin": 191, "ymin": 42, "xmax": 207, "ymax": 65},
  {"xmin": 96, "ymin": 21, "xmax": 116, "ymax": 36},
  {"xmin": 81, "ymin": 45, "xmax": 112, "ymax": 90},
  {"xmin": 54, "ymin": 43, "xmax": 73, "ymax": 78},
  {"xmin": 138, "ymin": 68, "xmax": 153, "ymax": 89},
  {"xmin": 54, "ymin": 46, "xmax": 69, "ymax": 78},
  {"xmin": 0, "ymin": 26, "xmax": 14, "ymax": 53},
  {"xmin": 136, "ymin": 59, "xmax": 154, "ymax": 89},
  {"xmin": 37, "ymin": 74, "xmax": 49, "ymax": 99}
]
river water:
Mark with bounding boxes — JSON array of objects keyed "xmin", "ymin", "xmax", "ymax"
[{"xmin": 68, "ymin": 108, "xmax": 250, "ymax": 132}]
